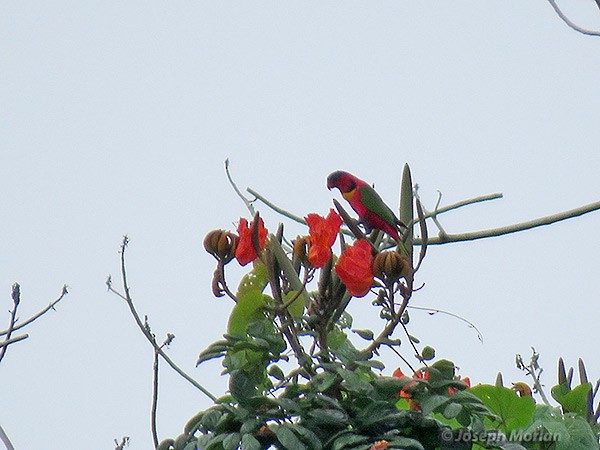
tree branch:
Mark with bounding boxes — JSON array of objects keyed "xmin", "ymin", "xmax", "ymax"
[
  {"xmin": 0, "ymin": 284, "xmax": 21, "ymax": 364},
  {"xmin": 547, "ymin": 0, "xmax": 600, "ymax": 36},
  {"xmin": 0, "ymin": 334, "xmax": 28, "ymax": 348},
  {"xmin": 425, "ymin": 199, "xmax": 600, "ymax": 245},
  {"xmin": 0, "ymin": 424, "xmax": 15, "ymax": 450},
  {"xmin": 151, "ymin": 334, "xmax": 173, "ymax": 449},
  {"xmin": 225, "ymin": 159, "xmax": 255, "ymax": 216},
  {"xmin": 107, "ymin": 236, "xmax": 217, "ymax": 402},
  {"xmin": 0, "ymin": 285, "xmax": 68, "ymax": 337}
]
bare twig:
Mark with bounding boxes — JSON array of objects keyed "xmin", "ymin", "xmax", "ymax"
[
  {"xmin": 547, "ymin": 0, "xmax": 600, "ymax": 36},
  {"xmin": 151, "ymin": 350, "xmax": 160, "ymax": 449},
  {"xmin": 516, "ymin": 348, "xmax": 551, "ymax": 405},
  {"xmin": 0, "ymin": 424, "xmax": 15, "ymax": 450},
  {"xmin": 225, "ymin": 159, "xmax": 255, "ymax": 216},
  {"xmin": 247, "ymin": 188, "xmax": 306, "ymax": 225},
  {"xmin": 114, "ymin": 436, "xmax": 130, "ymax": 450},
  {"xmin": 0, "ymin": 284, "xmax": 21, "ymax": 364},
  {"xmin": 408, "ymin": 305, "xmax": 483, "ymax": 342},
  {"xmin": 0, "ymin": 285, "xmax": 69, "ymax": 337},
  {"xmin": 151, "ymin": 334, "xmax": 174, "ymax": 449},
  {"xmin": 425, "ymin": 199, "xmax": 600, "ymax": 245},
  {"xmin": 107, "ymin": 236, "xmax": 217, "ymax": 402},
  {"xmin": 417, "ymin": 192, "xmax": 503, "ymax": 222},
  {"xmin": 0, "ymin": 334, "xmax": 28, "ymax": 348}
]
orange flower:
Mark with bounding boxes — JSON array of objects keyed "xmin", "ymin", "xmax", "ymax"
[
  {"xmin": 305, "ymin": 209, "xmax": 343, "ymax": 268},
  {"xmin": 369, "ymin": 441, "xmax": 389, "ymax": 450},
  {"xmin": 334, "ymin": 239, "xmax": 374, "ymax": 297},
  {"xmin": 392, "ymin": 368, "xmax": 431, "ymax": 411},
  {"xmin": 235, "ymin": 217, "xmax": 268, "ymax": 266}
]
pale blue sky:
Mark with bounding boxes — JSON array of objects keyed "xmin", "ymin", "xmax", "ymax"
[{"xmin": 1, "ymin": 1, "xmax": 600, "ymax": 449}]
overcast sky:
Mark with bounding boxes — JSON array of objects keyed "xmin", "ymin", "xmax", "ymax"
[{"xmin": 2, "ymin": 1, "xmax": 600, "ymax": 449}]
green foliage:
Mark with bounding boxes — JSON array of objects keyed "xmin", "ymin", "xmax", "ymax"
[
  {"xmin": 171, "ymin": 166, "xmax": 600, "ymax": 450},
  {"xmin": 469, "ymin": 385, "xmax": 535, "ymax": 433}
]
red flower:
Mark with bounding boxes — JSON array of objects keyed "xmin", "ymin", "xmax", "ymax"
[
  {"xmin": 449, "ymin": 375, "xmax": 471, "ymax": 395},
  {"xmin": 305, "ymin": 209, "xmax": 343, "ymax": 268},
  {"xmin": 235, "ymin": 217, "xmax": 268, "ymax": 266},
  {"xmin": 334, "ymin": 239, "xmax": 374, "ymax": 297},
  {"xmin": 392, "ymin": 368, "xmax": 423, "ymax": 411}
]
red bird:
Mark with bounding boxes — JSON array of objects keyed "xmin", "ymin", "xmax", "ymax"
[{"xmin": 327, "ymin": 171, "xmax": 404, "ymax": 241}]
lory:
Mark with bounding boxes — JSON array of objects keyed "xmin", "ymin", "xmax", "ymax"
[{"xmin": 327, "ymin": 170, "xmax": 405, "ymax": 241}]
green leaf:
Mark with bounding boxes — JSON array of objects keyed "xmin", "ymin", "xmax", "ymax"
[
  {"xmin": 268, "ymin": 365, "xmax": 285, "ymax": 381},
  {"xmin": 352, "ymin": 329, "xmax": 374, "ymax": 340},
  {"xmin": 240, "ymin": 433, "xmax": 262, "ymax": 450},
  {"xmin": 420, "ymin": 394, "xmax": 451, "ymax": 415},
  {"xmin": 373, "ymin": 376, "xmax": 409, "ymax": 398},
  {"xmin": 227, "ymin": 290, "xmax": 268, "ymax": 337},
  {"xmin": 310, "ymin": 372, "xmax": 339, "ymax": 393},
  {"xmin": 328, "ymin": 432, "xmax": 368, "ymax": 450},
  {"xmin": 386, "ymin": 436, "xmax": 425, "ymax": 450},
  {"xmin": 420, "ymin": 345, "xmax": 435, "ymax": 361},
  {"xmin": 521, "ymin": 405, "xmax": 599, "ymax": 450},
  {"xmin": 274, "ymin": 424, "xmax": 307, "ymax": 450},
  {"xmin": 240, "ymin": 418, "xmax": 263, "ymax": 435},
  {"xmin": 288, "ymin": 424, "xmax": 323, "ymax": 450},
  {"xmin": 469, "ymin": 384, "xmax": 535, "ymax": 433},
  {"xmin": 229, "ymin": 371, "xmax": 258, "ymax": 402},
  {"xmin": 222, "ymin": 432, "xmax": 241, "ymax": 450},
  {"xmin": 237, "ymin": 260, "xmax": 269, "ymax": 298},
  {"xmin": 551, "ymin": 382, "xmax": 593, "ymax": 420},
  {"xmin": 283, "ymin": 290, "xmax": 306, "ymax": 318},
  {"xmin": 306, "ymin": 408, "xmax": 349, "ymax": 426},
  {"xmin": 443, "ymin": 402, "xmax": 463, "ymax": 419}
]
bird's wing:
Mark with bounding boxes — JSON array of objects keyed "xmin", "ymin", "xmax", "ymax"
[{"xmin": 359, "ymin": 184, "xmax": 398, "ymax": 227}]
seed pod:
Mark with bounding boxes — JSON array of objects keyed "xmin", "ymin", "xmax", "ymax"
[
  {"xmin": 373, "ymin": 251, "xmax": 407, "ymax": 281},
  {"xmin": 203, "ymin": 229, "xmax": 238, "ymax": 263}
]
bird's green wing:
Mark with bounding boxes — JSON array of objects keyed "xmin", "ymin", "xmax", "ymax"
[{"xmin": 359, "ymin": 184, "xmax": 398, "ymax": 226}]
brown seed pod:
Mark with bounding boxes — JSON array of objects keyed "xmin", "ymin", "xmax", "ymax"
[
  {"xmin": 373, "ymin": 251, "xmax": 408, "ymax": 282},
  {"xmin": 203, "ymin": 229, "xmax": 238, "ymax": 264}
]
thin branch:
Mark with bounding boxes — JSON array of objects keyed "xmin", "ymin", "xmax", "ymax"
[
  {"xmin": 0, "ymin": 285, "xmax": 69, "ymax": 337},
  {"xmin": 0, "ymin": 334, "xmax": 28, "ymax": 348},
  {"xmin": 107, "ymin": 236, "xmax": 217, "ymax": 402},
  {"xmin": 418, "ymin": 192, "xmax": 503, "ymax": 220},
  {"xmin": 0, "ymin": 424, "xmax": 15, "ymax": 450},
  {"xmin": 547, "ymin": 0, "xmax": 600, "ymax": 36},
  {"xmin": 247, "ymin": 188, "xmax": 306, "ymax": 225},
  {"xmin": 151, "ymin": 350, "xmax": 160, "ymax": 449},
  {"xmin": 225, "ymin": 159, "xmax": 255, "ymax": 216},
  {"xmin": 0, "ymin": 284, "xmax": 21, "ymax": 364},
  {"xmin": 151, "ymin": 335, "xmax": 173, "ymax": 449},
  {"xmin": 408, "ymin": 305, "xmax": 483, "ymax": 343},
  {"xmin": 114, "ymin": 436, "xmax": 130, "ymax": 450},
  {"xmin": 425, "ymin": 199, "xmax": 600, "ymax": 245}
]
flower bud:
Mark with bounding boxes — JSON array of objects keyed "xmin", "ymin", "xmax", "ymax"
[
  {"xmin": 292, "ymin": 236, "xmax": 311, "ymax": 266},
  {"xmin": 203, "ymin": 229, "xmax": 238, "ymax": 263},
  {"xmin": 373, "ymin": 251, "xmax": 409, "ymax": 281}
]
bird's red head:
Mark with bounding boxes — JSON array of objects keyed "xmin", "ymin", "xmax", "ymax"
[{"xmin": 327, "ymin": 170, "xmax": 360, "ymax": 194}]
